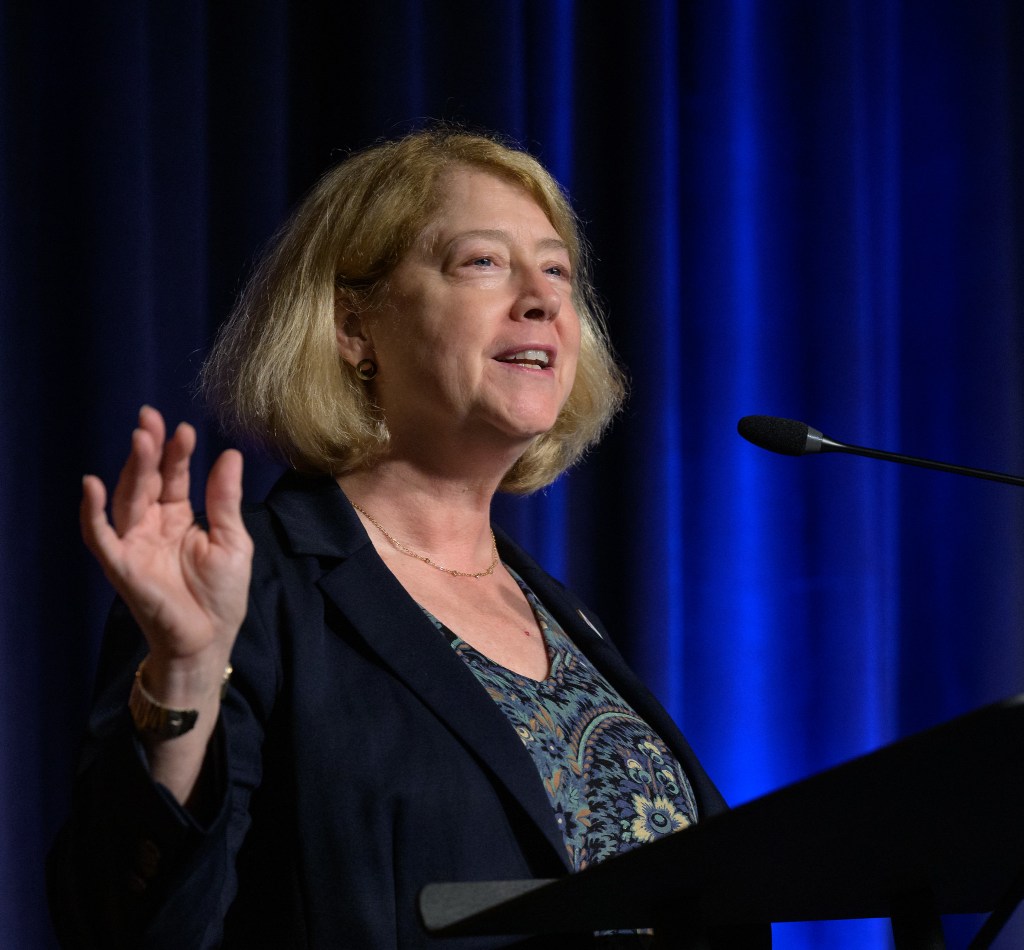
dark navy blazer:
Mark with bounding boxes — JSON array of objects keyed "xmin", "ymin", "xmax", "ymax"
[{"xmin": 49, "ymin": 472, "xmax": 764, "ymax": 949}]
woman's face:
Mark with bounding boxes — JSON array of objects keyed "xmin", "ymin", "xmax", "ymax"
[{"xmin": 345, "ymin": 166, "xmax": 581, "ymax": 460}]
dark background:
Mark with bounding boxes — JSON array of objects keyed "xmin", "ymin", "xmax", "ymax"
[{"xmin": 3, "ymin": 2, "xmax": 1023, "ymax": 946}]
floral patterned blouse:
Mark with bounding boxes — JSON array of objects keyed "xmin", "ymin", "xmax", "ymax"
[{"xmin": 423, "ymin": 567, "xmax": 698, "ymax": 873}]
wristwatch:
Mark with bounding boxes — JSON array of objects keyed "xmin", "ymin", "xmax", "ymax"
[{"xmin": 128, "ymin": 660, "xmax": 232, "ymax": 739}]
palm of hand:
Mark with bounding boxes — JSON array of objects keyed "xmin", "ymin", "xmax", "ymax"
[{"xmin": 115, "ymin": 495, "xmax": 251, "ymax": 658}]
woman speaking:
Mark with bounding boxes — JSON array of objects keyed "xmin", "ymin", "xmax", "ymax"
[{"xmin": 50, "ymin": 129, "xmax": 767, "ymax": 948}]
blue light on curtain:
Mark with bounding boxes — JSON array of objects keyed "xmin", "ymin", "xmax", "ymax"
[
  {"xmin": 712, "ymin": 0, "xmax": 772, "ymax": 800},
  {"xmin": 844, "ymin": 0, "xmax": 902, "ymax": 764}
]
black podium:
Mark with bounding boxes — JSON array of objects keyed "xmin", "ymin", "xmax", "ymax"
[{"xmin": 420, "ymin": 695, "xmax": 1024, "ymax": 948}]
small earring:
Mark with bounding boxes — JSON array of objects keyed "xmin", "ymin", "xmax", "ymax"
[{"xmin": 355, "ymin": 358, "xmax": 378, "ymax": 381}]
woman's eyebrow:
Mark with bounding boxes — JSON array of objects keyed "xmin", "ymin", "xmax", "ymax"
[{"xmin": 441, "ymin": 230, "xmax": 569, "ymax": 254}]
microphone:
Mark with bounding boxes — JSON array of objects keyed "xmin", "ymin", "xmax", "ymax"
[{"xmin": 737, "ymin": 415, "xmax": 1024, "ymax": 488}]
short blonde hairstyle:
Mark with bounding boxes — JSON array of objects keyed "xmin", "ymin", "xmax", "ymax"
[{"xmin": 201, "ymin": 127, "xmax": 625, "ymax": 494}]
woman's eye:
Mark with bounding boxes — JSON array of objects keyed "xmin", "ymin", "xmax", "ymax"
[
  {"xmin": 546, "ymin": 264, "xmax": 571, "ymax": 279},
  {"xmin": 470, "ymin": 256, "xmax": 494, "ymax": 267}
]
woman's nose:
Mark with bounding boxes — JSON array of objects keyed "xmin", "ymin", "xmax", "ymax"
[{"xmin": 512, "ymin": 270, "xmax": 561, "ymax": 321}]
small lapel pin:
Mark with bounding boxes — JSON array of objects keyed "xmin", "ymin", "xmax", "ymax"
[{"xmin": 577, "ymin": 609, "xmax": 603, "ymax": 639}]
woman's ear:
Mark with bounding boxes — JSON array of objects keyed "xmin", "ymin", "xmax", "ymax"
[{"xmin": 334, "ymin": 295, "xmax": 373, "ymax": 366}]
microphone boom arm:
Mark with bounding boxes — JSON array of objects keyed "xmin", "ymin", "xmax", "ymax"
[{"xmin": 815, "ymin": 433, "xmax": 1024, "ymax": 488}]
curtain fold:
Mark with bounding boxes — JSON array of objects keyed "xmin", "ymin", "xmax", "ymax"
[{"xmin": 4, "ymin": 3, "xmax": 1022, "ymax": 947}]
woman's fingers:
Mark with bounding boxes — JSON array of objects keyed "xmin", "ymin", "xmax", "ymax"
[
  {"xmin": 186, "ymin": 448, "xmax": 252, "ymax": 635},
  {"xmin": 111, "ymin": 410, "xmax": 167, "ymax": 535},
  {"xmin": 204, "ymin": 449, "xmax": 250, "ymax": 553},
  {"xmin": 80, "ymin": 474, "xmax": 123, "ymax": 579},
  {"xmin": 82, "ymin": 412, "xmax": 251, "ymax": 661},
  {"xmin": 111, "ymin": 408, "xmax": 197, "ymax": 537},
  {"xmin": 159, "ymin": 421, "xmax": 197, "ymax": 504},
  {"xmin": 138, "ymin": 405, "xmax": 167, "ymax": 445}
]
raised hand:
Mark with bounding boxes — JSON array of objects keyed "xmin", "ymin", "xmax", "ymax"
[
  {"xmin": 81, "ymin": 406, "xmax": 253, "ymax": 666},
  {"xmin": 81, "ymin": 408, "xmax": 251, "ymax": 798}
]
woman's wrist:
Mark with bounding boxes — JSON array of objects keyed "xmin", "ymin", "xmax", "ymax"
[{"xmin": 129, "ymin": 657, "xmax": 233, "ymax": 739}]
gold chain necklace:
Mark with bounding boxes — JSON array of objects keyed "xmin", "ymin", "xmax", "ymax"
[{"xmin": 351, "ymin": 502, "xmax": 499, "ymax": 579}]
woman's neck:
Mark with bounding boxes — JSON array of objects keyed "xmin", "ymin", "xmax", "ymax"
[{"xmin": 336, "ymin": 460, "xmax": 499, "ymax": 556}]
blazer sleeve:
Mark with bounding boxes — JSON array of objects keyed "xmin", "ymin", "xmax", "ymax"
[{"xmin": 47, "ymin": 589, "xmax": 279, "ymax": 950}]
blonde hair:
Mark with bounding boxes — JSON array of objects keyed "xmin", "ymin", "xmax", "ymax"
[{"xmin": 201, "ymin": 127, "xmax": 625, "ymax": 494}]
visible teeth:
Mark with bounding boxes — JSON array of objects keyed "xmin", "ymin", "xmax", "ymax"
[{"xmin": 500, "ymin": 349, "xmax": 549, "ymax": 367}]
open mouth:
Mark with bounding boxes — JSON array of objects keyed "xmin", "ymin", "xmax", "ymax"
[{"xmin": 495, "ymin": 349, "xmax": 551, "ymax": 370}]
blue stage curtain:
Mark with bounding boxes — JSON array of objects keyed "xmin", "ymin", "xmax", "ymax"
[{"xmin": 3, "ymin": 2, "xmax": 1022, "ymax": 947}]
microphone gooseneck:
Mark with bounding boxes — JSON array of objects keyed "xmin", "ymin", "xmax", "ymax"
[{"xmin": 736, "ymin": 415, "xmax": 1024, "ymax": 488}]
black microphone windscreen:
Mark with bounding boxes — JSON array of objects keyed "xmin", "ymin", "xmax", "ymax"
[{"xmin": 737, "ymin": 416, "xmax": 810, "ymax": 456}]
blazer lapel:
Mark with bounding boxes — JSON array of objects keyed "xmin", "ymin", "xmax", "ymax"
[{"xmin": 266, "ymin": 473, "xmax": 572, "ymax": 871}]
